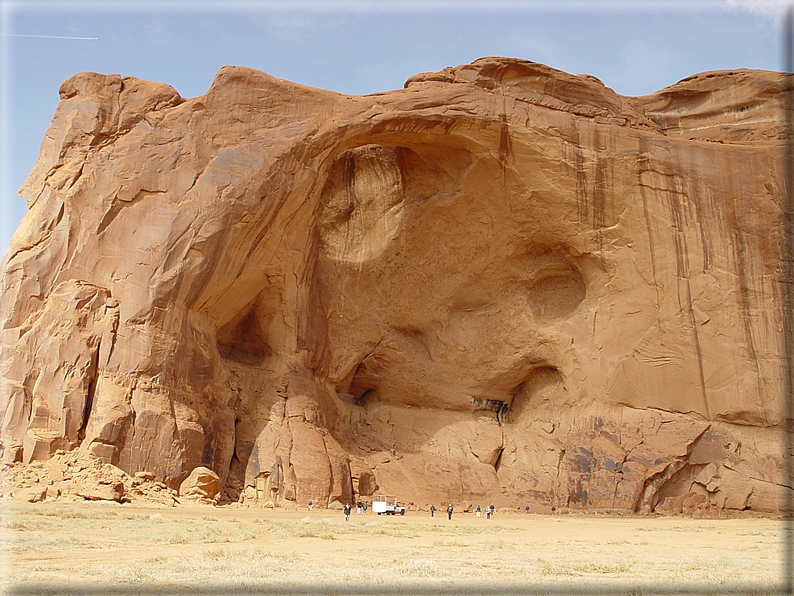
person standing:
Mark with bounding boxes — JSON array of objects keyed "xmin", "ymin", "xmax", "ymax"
[
  {"xmin": 357, "ymin": 502, "xmax": 362, "ymax": 515},
  {"xmin": 430, "ymin": 505, "xmax": 435, "ymax": 517},
  {"xmin": 308, "ymin": 501, "xmax": 313, "ymax": 512},
  {"xmin": 551, "ymin": 505, "xmax": 556, "ymax": 516},
  {"xmin": 344, "ymin": 503, "xmax": 351, "ymax": 521},
  {"xmin": 525, "ymin": 506, "xmax": 529, "ymax": 514},
  {"xmin": 446, "ymin": 504, "xmax": 453, "ymax": 520},
  {"xmin": 363, "ymin": 502, "xmax": 368, "ymax": 514},
  {"xmin": 476, "ymin": 505, "xmax": 481, "ymax": 518}
]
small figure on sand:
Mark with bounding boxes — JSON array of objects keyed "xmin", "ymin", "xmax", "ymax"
[
  {"xmin": 344, "ymin": 503, "xmax": 351, "ymax": 521},
  {"xmin": 476, "ymin": 505, "xmax": 481, "ymax": 518},
  {"xmin": 430, "ymin": 505, "xmax": 435, "ymax": 517},
  {"xmin": 308, "ymin": 501, "xmax": 313, "ymax": 511},
  {"xmin": 551, "ymin": 505, "xmax": 556, "ymax": 516},
  {"xmin": 447, "ymin": 504, "xmax": 453, "ymax": 520}
]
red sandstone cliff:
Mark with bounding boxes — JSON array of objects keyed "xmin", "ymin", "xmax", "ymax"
[{"xmin": 1, "ymin": 58, "xmax": 789, "ymax": 513}]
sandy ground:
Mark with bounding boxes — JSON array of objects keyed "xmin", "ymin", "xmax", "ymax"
[{"xmin": 0, "ymin": 500, "xmax": 787, "ymax": 595}]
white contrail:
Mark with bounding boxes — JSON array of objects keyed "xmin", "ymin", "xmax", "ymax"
[{"xmin": 0, "ymin": 34, "xmax": 97, "ymax": 40}]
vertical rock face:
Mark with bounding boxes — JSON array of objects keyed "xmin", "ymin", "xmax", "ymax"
[{"xmin": 1, "ymin": 58, "xmax": 789, "ymax": 512}]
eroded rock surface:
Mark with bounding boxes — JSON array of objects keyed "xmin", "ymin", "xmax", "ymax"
[{"xmin": 1, "ymin": 58, "xmax": 790, "ymax": 513}]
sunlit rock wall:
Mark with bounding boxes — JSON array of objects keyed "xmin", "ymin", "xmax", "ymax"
[{"xmin": 1, "ymin": 58, "xmax": 789, "ymax": 513}]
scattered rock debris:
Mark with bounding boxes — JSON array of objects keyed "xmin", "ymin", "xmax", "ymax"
[{"xmin": 1, "ymin": 450, "xmax": 179, "ymax": 506}]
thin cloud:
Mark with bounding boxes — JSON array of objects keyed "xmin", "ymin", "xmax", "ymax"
[{"xmin": 723, "ymin": 0, "xmax": 790, "ymax": 18}]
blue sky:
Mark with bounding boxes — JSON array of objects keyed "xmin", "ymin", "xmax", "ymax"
[{"xmin": 0, "ymin": 0, "xmax": 787, "ymax": 255}]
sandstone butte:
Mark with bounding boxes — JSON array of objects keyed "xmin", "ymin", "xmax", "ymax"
[{"xmin": 1, "ymin": 57, "xmax": 791, "ymax": 514}]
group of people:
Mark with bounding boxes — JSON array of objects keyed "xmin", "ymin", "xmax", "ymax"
[
  {"xmin": 428, "ymin": 504, "xmax": 457, "ymax": 519},
  {"xmin": 430, "ymin": 504, "xmax": 557, "ymax": 518},
  {"xmin": 428, "ymin": 503, "xmax": 497, "ymax": 519},
  {"xmin": 330, "ymin": 501, "xmax": 558, "ymax": 520},
  {"xmin": 474, "ymin": 504, "xmax": 497, "ymax": 519},
  {"xmin": 342, "ymin": 501, "xmax": 368, "ymax": 521}
]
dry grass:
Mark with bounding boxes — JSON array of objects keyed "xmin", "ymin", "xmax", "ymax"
[
  {"xmin": 0, "ymin": 500, "xmax": 785, "ymax": 595},
  {"xmin": 1, "ymin": 501, "xmax": 264, "ymax": 552}
]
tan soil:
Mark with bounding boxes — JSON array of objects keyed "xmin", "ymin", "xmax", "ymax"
[{"xmin": 1, "ymin": 500, "xmax": 784, "ymax": 595}]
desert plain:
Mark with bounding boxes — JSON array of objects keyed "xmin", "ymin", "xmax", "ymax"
[{"xmin": 0, "ymin": 500, "xmax": 785, "ymax": 595}]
